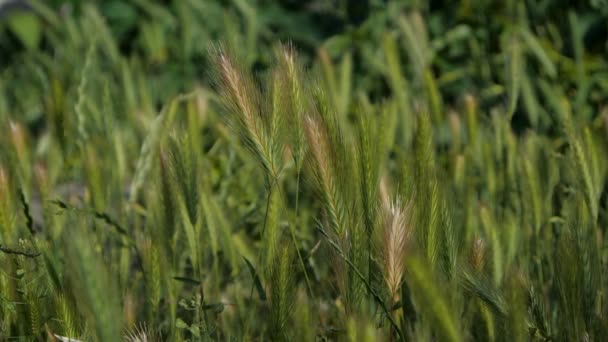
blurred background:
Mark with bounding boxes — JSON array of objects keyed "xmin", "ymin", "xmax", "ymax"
[{"xmin": 2, "ymin": 0, "xmax": 608, "ymax": 131}]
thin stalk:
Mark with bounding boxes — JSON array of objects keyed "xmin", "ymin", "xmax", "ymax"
[
  {"xmin": 255, "ymin": 179, "xmax": 274, "ymax": 275},
  {"xmin": 318, "ymin": 227, "xmax": 403, "ymax": 340},
  {"xmin": 290, "ymin": 169, "xmax": 313, "ymax": 296},
  {"xmin": 263, "ymin": 170, "xmax": 313, "ymax": 296}
]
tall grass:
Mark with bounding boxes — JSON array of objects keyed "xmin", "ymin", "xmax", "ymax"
[{"xmin": 1, "ymin": 2, "xmax": 607, "ymax": 341}]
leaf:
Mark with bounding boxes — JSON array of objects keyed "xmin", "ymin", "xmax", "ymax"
[
  {"xmin": 504, "ymin": 31, "xmax": 523, "ymax": 118},
  {"xmin": 6, "ymin": 10, "xmax": 41, "ymax": 50},
  {"xmin": 520, "ymin": 28, "xmax": 557, "ymax": 78},
  {"xmin": 175, "ymin": 318, "xmax": 189, "ymax": 329},
  {"xmin": 243, "ymin": 257, "xmax": 266, "ymax": 301},
  {"xmin": 173, "ymin": 276, "xmax": 202, "ymax": 286}
]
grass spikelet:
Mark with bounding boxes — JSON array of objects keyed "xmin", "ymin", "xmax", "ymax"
[
  {"xmin": 406, "ymin": 256, "xmax": 463, "ymax": 342},
  {"xmin": 470, "ymin": 237, "xmax": 487, "ymax": 272},
  {"xmin": 158, "ymin": 151, "xmax": 177, "ymax": 254},
  {"xmin": 263, "ymin": 185, "xmax": 282, "ymax": 274},
  {"xmin": 380, "ymin": 197, "xmax": 412, "ymax": 300},
  {"xmin": 356, "ymin": 104, "xmax": 383, "ymax": 235},
  {"xmin": 304, "ymin": 115, "xmax": 345, "ymax": 237},
  {"xmin": 210, "ymin": 46, "xmax": 280, "ymax": 181},
  {"xmin": 125, "ymin": 323, "xmax": 162, "ymax": 342},
  {"xmin": 56, "ymin": 293, "xmax": 79, "ymax": 338},
  {"xmin": 140, "ymin": 236, "xmax": 161, "ymax": 320},
  {"xmin": 559, "ymin": 101, "xmax": 598, "ymax": 220},
  {"xmin": 64, "ymin": 215, "xmax": 123, "ymax": 342},
  {"xmin": 293, "ymin": 290, "xmax": 314, "ymax": 342},
  {"xmin": 554, "ymin": 227, "xmax": 585, "ymax": 341},
  {"xmin": 276, "ymin": 43, "xmax": 307, "ymax": 169},
  {"xmin": 25, "ymin": 288, "xmax": 41, "ymax": 335},
  {"xmin": 130, "ymin": 96, "xmax": 182, "ymax": 204},
  {"xmin": 318, "ymin": 227, "xmax": 403, "ymax": 338},
  {"xmin": 459, "ymin": 267, "xmax": 507, "ymax": 317},
  {"xmin": 269, "ymin": 244, "xmax": 295, "ymax": 341},
  {"xmin": 166, "ymin": 135, "xmax": 199, "ymax": 224},
  {"xmin": 346, "ymin": 214, "xmax": 367, "ymax": 314},
  {"xmin": 270, "ymin": 69, "xmax": 287, "ymax": 167},
  {"xmin": 200, "ymin": 186, "xmax": 238, "ymax": 273},
  {"xmin": 413, "ymin": 111, "xmax": 440, "ymax": 266},
  {"xmin": 346, "ymin": 316, "xmax": 383, "ymax": 342},
  {"xmin": 440, "ymin": 198, "xmax": 458, "ymax": 277},
  {"xmin": 74, "ymin": 41, "xmax": 96, "ymax": 147}
]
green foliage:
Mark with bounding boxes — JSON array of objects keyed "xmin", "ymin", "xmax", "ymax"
[{"xmin": 1, "ymin": 1, "xmax": 608, "ymax": 341}]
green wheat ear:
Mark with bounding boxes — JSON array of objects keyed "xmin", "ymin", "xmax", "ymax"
[
  {"xmin": 74, "ymin": 41, "xmax": 96, "ymax": 149},
  {"xmin": 130, "ymin": 95, "xmax": 183, "ymax": 204},
  {"xmin": 413, "ymin": 111, "xmax": 439, "ymax": 265},
  {"xmin": 56, "ymin": 293, "xmax": 79, "ymax": 338},
  {"xmin": 276, "ymin": 43, "xmax": 308, "ymax": 170}
]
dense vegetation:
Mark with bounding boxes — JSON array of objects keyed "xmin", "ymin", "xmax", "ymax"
[{"xmin": 1, "ymin": 1, "xmax": 608, "ymax": 341}]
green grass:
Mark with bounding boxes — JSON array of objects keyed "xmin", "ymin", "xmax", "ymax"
[{"xmin": 1, "ymin": 1, "xmax": 608, "ymax": 341}]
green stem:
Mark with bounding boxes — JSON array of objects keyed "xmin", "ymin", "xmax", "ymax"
[
  {"xmin": 318, "ymin": 227, "xmax": 403, "ymax": 340},
  {"xmin": 254, "ymin": 180, "xmax": 274, "ymax": 274},
  {"xmin": 291, "ymin": 170, "xmax": 313, "ymax": 296}
]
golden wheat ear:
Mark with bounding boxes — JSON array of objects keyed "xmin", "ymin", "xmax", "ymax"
[
  {"xmin": 380, "ymin": 195, "xmax": 413, "ymax": 300},
  {"xmin": 53, "ymin": 335, "xmax": 83, "ymax": 342}
]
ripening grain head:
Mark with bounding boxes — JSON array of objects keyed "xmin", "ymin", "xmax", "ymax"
[
  {"xmin": 381, "ymin": 196, "xmax": 413, "ymax": 298},
  {"xmin": 304, "ymin": 115, "xmax": 332, "ymax": 189},
  {"xmin": 216, "ymin": 51, "xmax": 258, "ymax": 133}
]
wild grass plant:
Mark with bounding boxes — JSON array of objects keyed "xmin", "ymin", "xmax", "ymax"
[{"xmin": 1, "ymin": 1, "xmax": 608, "ymax": 341}]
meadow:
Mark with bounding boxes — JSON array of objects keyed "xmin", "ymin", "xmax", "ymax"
[{"xmin": 1, "ymin": 1, "xmax": 607, "ymax": 341}]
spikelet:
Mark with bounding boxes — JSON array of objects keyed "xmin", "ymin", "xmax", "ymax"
[
  {"xmin": 125, "ymin": 323, "xmax": 161, "ymax": 342},
  {"xmin": 470, "ymin": 237, "xmax": 487, "ymax": 272},
  {"xmin": 276, "ymin": 43, "xmax": 307, "ymax": 169},
  {"xmin": 406, "ymin": 257, "xmax": 463, "ymax": 342},
  {"xmin": 139, "ymin": 235, "xmax": 161, "ymax": 320},
  {"xmin": 210, "ymin": 46, "xmax": 279, "ymax": 181},
  {"xmin": 56, "ymin": 294, "xmax": 78, "ymax": 338},
  {"xmin": 380, "ymin": 197, "xmax": 413, "ymax": 299},
  {"xmin": 269, "ymin": 244, "xmax": 295, "ymax": 341},
  {"xmin": 263, "ymin": 186, "xmax": 282, "ymax": 274},
  {"xmin": 26, "ymin": 289, "xmax": 41, "ymax": 335},
  {"xmin": 304, "ymin": 115, "xmax": 343, "ymax": 236},
  {"xmin": 74, "ymin": 42, "xmax": 95, "ymax": 147},
  {"xmin": 130, "ymin": 97, "xmax": 181, "ymax": 204}
]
